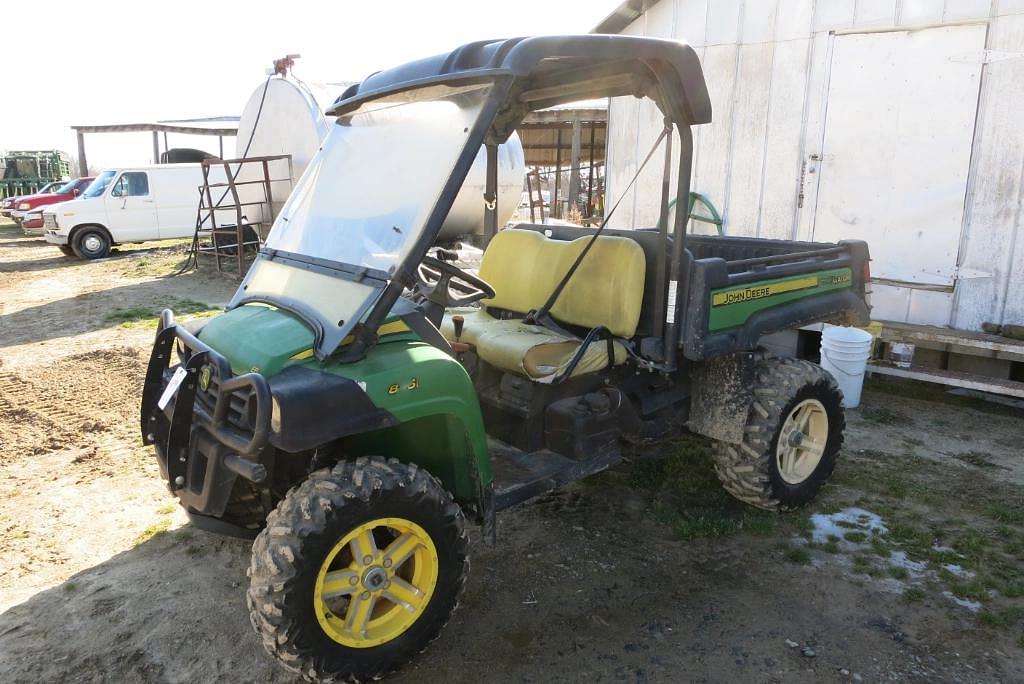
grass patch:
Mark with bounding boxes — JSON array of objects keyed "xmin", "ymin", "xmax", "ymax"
[
  {"xmin": 985, "ymin": 502, "xmax": 1024, "ymax": 525},
  {"xmin": 63, "ymin": 582, "xmax": 78, "ymax": 593},
  {"xmin": 870, "ymin": 536, "xmax": 892, "ymax": 558},
  {"xmin": 784, "ymin": 546, "xmax": 811, "ymax": 565},
  {"xmin": 157, "ymin": 503, "xmax": 177, "ymax": 515},
  {"xmin": 105, "ymin": 306, "xmax": 158, "ymax": 326},
  {"xmin": 888, "ymin": 566, "xmax": 909, "ymax": 580},
  {"xmin": 633, "ymin": 435, "xmax": 785, "ymax": 541},
  {"xmin": 860, "ymin": 406, "xmax": 902, "ymax": 425},
  {"xmin": 104, "ymin": 299, "xmax": 221, "ymax": 329},
  {"xmin": 903, "ymin": 586, "xmax": 927, "ymax": 603},
  {"xmin": 844, "ymin": 531, "xmax": 868, "ymax": 543},
  {"xmin": 134, "ymin": 519, "xmax": 172, "ymax": 544},
  {"xmin": 977, "ymin": 607, "xmax": 1024, "ymax": 629},
  {"xmin": 852, "ymin": 555, "xmax": 875, "ymax": 575}
]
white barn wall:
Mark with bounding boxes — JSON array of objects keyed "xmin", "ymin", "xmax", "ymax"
[{"xmin": 604, "ymin": 0, "xmax": 1024, "ymax": 331}]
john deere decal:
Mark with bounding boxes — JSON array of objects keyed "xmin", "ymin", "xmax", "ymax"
[{"xmin": 712, "ymin": 276, "xmax": 820, "ymax": 307}]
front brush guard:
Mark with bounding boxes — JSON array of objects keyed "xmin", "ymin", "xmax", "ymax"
[{"xmin": 141, "ymin": 310, "xmax": 271, "ymax": 495}]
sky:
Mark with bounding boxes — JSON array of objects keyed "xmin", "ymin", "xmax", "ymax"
[{"xmin": 1, "ymin": 0, "xmax": 621, "ymax": 172}]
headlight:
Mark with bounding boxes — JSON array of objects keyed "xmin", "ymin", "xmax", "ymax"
[{"xmin": 17, "ymin": 202, "xmax": 31, "ymax": 210}]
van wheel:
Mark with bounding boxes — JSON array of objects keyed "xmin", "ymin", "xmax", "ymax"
[
  {"xmin": 72, "ymin": 228, "xmax": 111, "ymax": 259},
  {"xmin": 711, "ymin": 358, "xmax": 845, "ymax": 511}
]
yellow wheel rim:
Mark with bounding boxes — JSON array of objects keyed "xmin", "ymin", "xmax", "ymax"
[
  {"xmin": 776, "ymin": 398, "xmax": 829, "ymax": 484},
  {"xmin": 313, "ymin": 517, "xmax": 439, "ymax": 649}
]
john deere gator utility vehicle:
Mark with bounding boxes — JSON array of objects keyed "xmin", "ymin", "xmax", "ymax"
[{"xmin": 141, "ymin": 35, "xmax": 871, "ymax": 682}]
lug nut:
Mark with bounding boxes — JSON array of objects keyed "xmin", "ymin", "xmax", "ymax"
[
  {"xmin": 382, "ymin": 559, "xmax": 392, "ymax": 568},
  {"xmin": 174, "ymin": 476, "xmax": 185, "ymax": 486},
  {"xmin": 362, "ymin": 555, "xmax": 373, "ymax": 565},
  {"xmin": 361, "ymin": 591, "xmax": 371, "ymax": 600},
  {"xmin": 349, "ymin": 576, "xmax": 359, "ymax": 586}
]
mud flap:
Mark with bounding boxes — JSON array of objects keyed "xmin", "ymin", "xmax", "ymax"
[{"xmin": 686, "ymin": 351, "xmax": 762, "ymax": 445}]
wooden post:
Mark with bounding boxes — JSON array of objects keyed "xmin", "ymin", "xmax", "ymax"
[
  {"xmin": 152, "ymin": 131, "xmax": 160, "ymax": 164},
  {"xmin": 553, "ymin": 127, "xmax": 562, "ymax": 219},
  {"xmin": 76, "ymin": 131, "xmax": 88, "ymax": 177},
  {"xmin": 587, "ymin": 124, "xmax": 596, "ymax": 216},
  {"xmin": 567, "ymin": 120, "xmax": 582, "ymax": 216}
]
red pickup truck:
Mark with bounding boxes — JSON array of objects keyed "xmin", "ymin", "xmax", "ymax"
[
  {"xmin": 13, "ymin": 177, "xmax": 94, "ymax": 234},
  {"xmin": 1, "ymin": 181, "xmax": 65, "ymax": 218}
]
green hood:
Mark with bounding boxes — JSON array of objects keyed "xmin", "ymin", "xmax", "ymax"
[{"xmin": 197, "ymin": 305, "xmax": 314, "ymax": 377}]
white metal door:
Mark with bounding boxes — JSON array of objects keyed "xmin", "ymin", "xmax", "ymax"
[{"xmin": 812, "ymin": 25, "xmax": 986, "ymax": 288}]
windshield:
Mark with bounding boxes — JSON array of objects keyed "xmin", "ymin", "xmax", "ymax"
[
  {"xmin": 54, "ymin": 179, "xmax": 78, "ymax": 194},
  {"xmin": 263, "ymin": 84, "xmax": 492, "ymax": 273},
  {"xmin": 233, "ymin": 83, "xmax": 493, "ymax": 358},
  {"xmin": 82, "ymin": 170, "xmax": 116, "ymax": 198}
]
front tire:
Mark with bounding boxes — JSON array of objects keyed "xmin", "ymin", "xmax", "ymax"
[
  {"xmin": 247, "ymin": 456, "xmax": 469, "ymax": 683},
  {"xmin": 71, "ymin": 227, "xmax": 111, "ymax": 259},
  {"xmin": 712, "ymin": 358, "xmax": 845, "ymax": 511}
]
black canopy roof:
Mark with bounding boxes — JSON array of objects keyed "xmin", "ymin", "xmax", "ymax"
[{"xmin": 328, "ymin": 35, "xmax": 711, "ymax": 137}]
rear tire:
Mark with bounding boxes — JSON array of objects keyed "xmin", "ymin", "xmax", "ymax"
[
  {"xmin": 247, "ymin": 456, "xmax": 469, "ymax": 683},
  {"xmin": 712, "ymin": 358, "xmax": 844, "ymax": 511},
  {"xmin": 71, "ymin": 227, "xmax": 111, "ymax": 259}
]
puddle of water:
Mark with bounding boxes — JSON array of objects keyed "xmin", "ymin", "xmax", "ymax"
[
  {"xmin": 889, "ymin": 551, "xmax": 928, "ymax": 577},
  {"xmin": 942, "ymin": 563, "xmax": 975, "ymax": 579},
  {"xmin": 796, "ymin": 507, "xmax": 990, "ymax": 614},
  {"xmin": 808, "ymin": 507, "xmax": 887, "ymax": 544},
  {"xmin": 942, "ymin": 591, "xmax": 982, "ymax": 612}
]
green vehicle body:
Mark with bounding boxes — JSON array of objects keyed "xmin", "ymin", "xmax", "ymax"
[{"xmin": 198, "ymin": 306, "xmax": 491, "ymax": 502}]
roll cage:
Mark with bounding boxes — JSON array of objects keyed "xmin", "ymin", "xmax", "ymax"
[{"xmin": 323, "ymin": 35, "xmax": 711, "ymax": 364}]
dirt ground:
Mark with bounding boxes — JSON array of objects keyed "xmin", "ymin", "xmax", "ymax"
[{"xmin": 1, "ymin": 219, "xmax": 1023, "ymax": 684}]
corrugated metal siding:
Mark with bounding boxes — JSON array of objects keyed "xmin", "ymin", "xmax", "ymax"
[{"xmin": 605, "ymin": 0, "xmax": 1024, "ymax": 331}]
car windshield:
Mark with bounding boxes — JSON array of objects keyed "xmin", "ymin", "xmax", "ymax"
[
  {"xmin": 232, "ymin": 82, "xmax": 493, "ymax": 357},
  {"xmin": 54, "ymin": 179, "xmax": 79, "ymax": 194},
  {"xmin": 82, "ymin": 170, "xmax": 116, "ymax": 198}
]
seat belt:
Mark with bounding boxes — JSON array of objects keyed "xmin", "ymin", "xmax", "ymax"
[{"xmin": 525, "ymin": 122, "xmax": 673, "ymax": 332}]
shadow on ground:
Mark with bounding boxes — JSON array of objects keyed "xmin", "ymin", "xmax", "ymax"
[
  {"xmin": 0, "ymin": 270, "xmax": 230, "ymax": 349},
  {"xmin": 1, "ymin": 470, "xmax": 1018, "ymax": 684}
]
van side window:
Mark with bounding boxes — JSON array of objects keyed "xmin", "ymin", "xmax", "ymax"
[{"xmin": 111, "ymin": 172, "xmax": 150, "ymax": 197}]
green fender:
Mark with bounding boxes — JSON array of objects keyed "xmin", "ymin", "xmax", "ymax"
[{"xmin": 313, "ymin": 340, "xmax": 492, "ymax": 502}]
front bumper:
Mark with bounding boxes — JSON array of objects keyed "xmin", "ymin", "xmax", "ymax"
[
  {"xmin": 44, "ymin": 230, "xmax": 69, "ymax": 245},
  {"xmin": 141, "ymin": 310, "xmax": 272, "ymax": 519},
  {"xmin": 21, "ymin": 216, "xmax": 44, "ymax": 233}
]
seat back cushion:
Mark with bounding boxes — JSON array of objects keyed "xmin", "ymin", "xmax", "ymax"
[{"xmin": 478, "ymin": 228, "xmax": 646, "ymax": 339}]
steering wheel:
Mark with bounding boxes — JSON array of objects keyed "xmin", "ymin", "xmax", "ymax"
[{"xmin": 414, "ymin": 255, "xmax": 495, "ymax": 309}]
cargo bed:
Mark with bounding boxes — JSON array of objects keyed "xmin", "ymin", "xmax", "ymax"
[{"xmin": 515, "ymin": 223, "xmax": 871, "ymax": 362}]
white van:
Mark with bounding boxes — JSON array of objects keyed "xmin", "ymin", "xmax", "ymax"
[{"xmin": 43, "ymin": 163, "xmax": 222, "ymax": 259}]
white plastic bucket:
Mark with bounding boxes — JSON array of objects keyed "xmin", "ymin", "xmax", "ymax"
[{"xmin": 819, "ymin": 326, "xmax": 873, "ymax": 408}]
